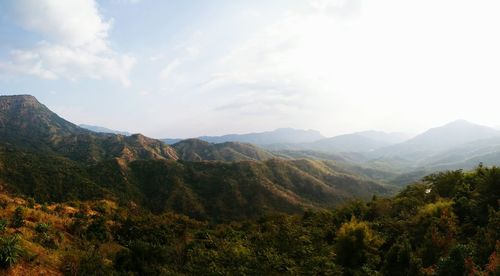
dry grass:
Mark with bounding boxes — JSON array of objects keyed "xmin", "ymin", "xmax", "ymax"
[{"xmin": 0, "ymin": 191, "xmax": 120, "ymax": 275}]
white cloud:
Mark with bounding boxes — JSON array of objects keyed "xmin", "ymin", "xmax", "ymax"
[
  {"xmin": 0, "ymin": 0, "xmax": 135, "ymax": 86},
  {"xmin": 151, "ymin": 0, "xmax": 500, "ymax": 136}
]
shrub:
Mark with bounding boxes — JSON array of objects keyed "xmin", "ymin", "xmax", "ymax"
[
  {"xmin": 35, "ymin": 222, "xmax": 50, "ymax": 234},
  {"xmin": 0, "ymin": 219, "xmax": 7, "ymax": 233},
  {"xmin": 10, "ymin": 207, "xmax": 24, "ymax": 228},
  {"xmin": 26, "ymin": 197, "xmax": 35, "ymax": 209},
  {"xmin": 0, "ymin": 235, "xmax": 23, "ymax": 268},
  {"xmin": 62, "ymin": 250, "xmax": 113, "ymax": 276}
]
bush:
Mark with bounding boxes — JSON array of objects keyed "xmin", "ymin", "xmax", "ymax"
[
  {"xmin": 0, "ymin": 219, "xmax": 7, "ymax": 233},
  {"xmin": 35, "ymin": 222, "xmax": 50, "ymax": 234},
  {"xmin": 0, "ymin": 235, "xmax": 23, "ymax": 268},
  {"xmin": 62, "ymin": 250, "xmax": 113, "ymax": 276},
  {"xmin": 26, "ymin": 197, "xmax": 35, "ymax": 209},
  {"xmin": 10, "ymin": 207, "xmax": 24, "ymax": 228},
  {"xmin": 85, "ymin": 216, "xmax": 109, "ymax": 242}
]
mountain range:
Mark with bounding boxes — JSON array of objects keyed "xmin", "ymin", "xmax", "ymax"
[
  {"xmin": 0, "ymin": 95, "xmax": 393, "ymax": 221},
  {"xmin": 3, "ymin": 94, "xmax": 500, "ymax": 221},
  {"xmin": 162, "ymin": 128, "xmax": 325, "ymax": 145},
  {"xmin": 172, "ymin": 139, "xmax": 275, "ymax": 162},
  {"xmin": 368, "ymin": 120, "xmax": 500, "ymax": 169},
  {"xmin": 63, "ymin": 99, "xmax": 500, "ymax": 179}
]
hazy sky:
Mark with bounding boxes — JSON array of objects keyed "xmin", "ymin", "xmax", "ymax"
[{"xmin": 1, "ymin": 0, "xmax": 500, "ymax": 138}]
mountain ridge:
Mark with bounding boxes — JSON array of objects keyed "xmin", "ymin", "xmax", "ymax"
[
  {"xmin": 172, "ymin": 138, "xmax": 276, "ymax": 162},
  {"xmin": 0, "ymin": 95, "xmax": 178, "ymax": 162},
  {"xmin": 163, "ymin": 128, "xmax": 325, "ymax": 145},
  {"xmin": 0, "ymin": 94, "xmax": 391, "ymax": 221}
]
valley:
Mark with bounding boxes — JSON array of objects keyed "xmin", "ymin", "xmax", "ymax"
[{"xmin": 0, "ymin": 95, "xmax": 499, "ymax": 275}]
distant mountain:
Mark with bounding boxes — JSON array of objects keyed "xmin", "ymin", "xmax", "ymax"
[
  {"xmin": 79, "ymin": 124, "xmax": 132, "ymax": 136},
  {"xmin": 418, "ymin": 136, "xmax": 500, "ymax": 170},
  {"xmin": 162, "ymin": 138, "xmax": 183, "ymax": 145},
  {"xmin": 355, "ymin": 130, "xmax": 412, "ymax": 144},
  {"xmin": 0, "ymin": 95, "xmax": 178, "ymax": 162},
  {"xmin": 172, "ymin": 138, "xmax": 275, "ymax": 162},
  {"xmin": 374, "ymin": 120, "xmax": 500, "ymax": 159},
  {"xmin": 166, "ymin": 128, "xmax": 325, "ymax": 145},
  {"xmin": 306, "ymin": 133, "xmax": 391, "ymax": 153},
  {"xmin": 269, "ymin": 130, "xmax": 411, "ymax": 153}
]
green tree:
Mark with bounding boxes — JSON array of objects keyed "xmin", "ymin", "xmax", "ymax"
[
  {"xmin": 382, "ymin": 236, "xmax": 415, "ymax": 276},
  {"xmin": 424, "ymin": 170, "xmax": 464, "ymax": 198},
  {"xmin": 335, "ymin": 218, "xmax": 383, "ymax": 274},
  {"xmin": 436, "ymin": 244, "xmax": 475, "ymax": 276}
]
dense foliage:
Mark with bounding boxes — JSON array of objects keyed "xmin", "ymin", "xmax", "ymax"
[
  {"xmin": 0, "ymin": 95, "xmax": 499, "ymax": 274},
  {"xmin": 172, "ymin": 138, "xmax": 275, "ymax": 162},
  {"xmin": 0, "ymin": 144, "xmax": 390, "ymax": 221},
  {"xmin": 0, "ymin": 164, "xmax": 498, "ymax": 275}
]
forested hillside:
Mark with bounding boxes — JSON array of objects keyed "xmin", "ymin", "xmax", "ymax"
[
  {"xmin": 0, "ymin": 95, "xmax": 392, "ymax": 222},
  {"xmin": 172, "ymin": 138, "xmax": 275, "ymax": 162},
  {"xmin": 0, "ymin": 95, "xmax": 499, "ymax": 275},
  {"xmin": 0, "ymin": 165, "xmax": 498, "ymax": 274}
]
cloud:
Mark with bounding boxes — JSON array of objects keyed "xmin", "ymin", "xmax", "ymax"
[{"xmin": 0, "ymin": 0, "xmax": 135, "ymax": 86}]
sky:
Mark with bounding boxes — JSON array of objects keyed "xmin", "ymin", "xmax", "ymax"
[{"xmin": 1, "ymin": 0, "xmax": 500, "ymax": 138}]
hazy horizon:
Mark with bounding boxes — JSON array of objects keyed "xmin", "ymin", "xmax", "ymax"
[{"xmin": 2, "ymin": 0, "xmax": 500, "ymax": 138}]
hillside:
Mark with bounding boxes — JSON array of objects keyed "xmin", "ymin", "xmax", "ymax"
[
  {"xmin": 0, "ymin": 144, "xmax": 390, "ymax": 221},
  {"xmin": 0, "ymin": 95, "xmax": 178, "ymax": 162},
  {"xmin": 172, "ymin": 138, "xmax": 275, "ymax": 161},
  {"xmin": 413, "ymin": 136, "xmax": 500, "ymax": 169},
  {"xmin": 264, "ymin": 130, "xmax": 411, "ymax": 153},
  {"xmin": 0, "ymin": 95, "xmax": 391, "ymax": 222},
  {"xmin": 0, "ymin": 165, "xmax": 497, "ymax": 275},
  {"xmin": 306, "ymin": 133, "xmax": 391, "ymax": 153},
  {"xmin": 374, "ymin": 120, "xmax": 500, "ymax": 160}
]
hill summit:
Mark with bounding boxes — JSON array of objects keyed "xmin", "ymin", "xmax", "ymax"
[{"xmin": 0, "ymin": 94, "xmax": 178, "ymax": 162}]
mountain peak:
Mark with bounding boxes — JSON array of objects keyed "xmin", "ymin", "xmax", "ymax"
[
  {"xmin": 0, "ymin": 94, "xmax": 43, "ymax": 109},
  {"xmin": 0, "ymin": 94, "xmax": 38, "ymax": 100},
  {"xmin": 444, "ymin": 119, "xmax": 475, "ymax": 127},
  {"xmin": 377, "ymin": 120, "xmax": 500, "ymax": 156},
  {"xmin": 430, "ymin": 120, "xmax": 496, "ymax": 132}
]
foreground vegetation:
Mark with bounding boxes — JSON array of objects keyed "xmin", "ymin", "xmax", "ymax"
[{"xmin": 0, "ymin": 164, "xmax": 498, "ymax": 275}]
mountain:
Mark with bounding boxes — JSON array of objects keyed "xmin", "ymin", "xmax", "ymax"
[
  {"xmin": 162, "ymin": 138, "xmax": 182, "ymax": 145},
  {"xmin": 373, "ymin": 120, "xmax": 500, "ymax": 160},
  {"xmin": 403, "ymin": 120, "xmax": 500, "ymax": 150},
  {"xmin": 355, "ymin": 130, "xmax": 412, "ymax": 144},
  {"xmin": 0, "ymin": 95, "xmax": 178, "ymax": 162},
  {"xmin": 418, "ymin": 136, "xmax": 500, "ymax": 170},
  {"xmin": 265, "ymin": 131, "xmax": 412, "ymax": 153},
  {"xmin": 125, "ymin": 158, "xmax": 391, "ymax": 220},
  {"xmin": 0, "ymin": 95, "xmax": 391, "ymax": 221},
  {"xmin": 172, "ymin": 139, "xmax": 275, "ymax": 162},
  {"xmin": 166, "ymin": 128, "xmax": 325, "ymax": 145},
  {"xmin": 79, "ymin": 124, "xmax": 132, "ymax": 136},
  {"xmin": 306, "ymin": 133, "xmax": 391, "ymax": 153},
  {"xmin": 0, "ymin": 165, "xmax": 498, "ymax": 275}
]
